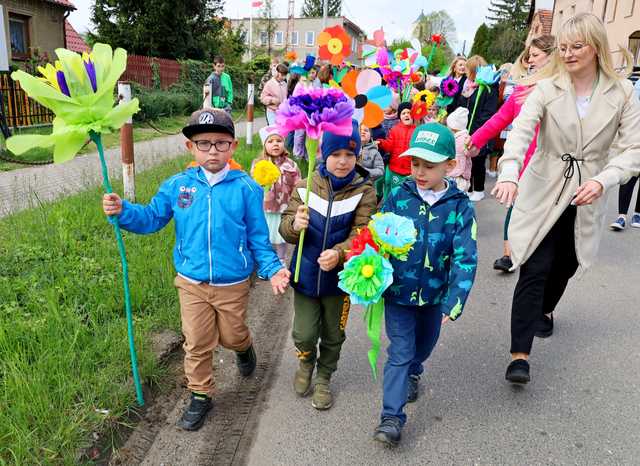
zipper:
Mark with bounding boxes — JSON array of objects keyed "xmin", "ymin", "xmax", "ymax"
[
  {"xmin": 178, "ymin": 240, "xmax": 187, "ymax": 265},
  {"xmin": 317, "ymin": 181, "xmax": 334, "ymax": 295},
  {"xmin": 207, "ymin": 192, "xmax": 213, "ymax": 283},
  {"xmin": 239, "ymin": 241, "xmax": 248, "ymax": 269}
]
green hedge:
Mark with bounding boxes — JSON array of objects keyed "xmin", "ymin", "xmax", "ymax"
[{"xmin": 132, "ymin": 55, "xmax": 272, "ymax": 121}]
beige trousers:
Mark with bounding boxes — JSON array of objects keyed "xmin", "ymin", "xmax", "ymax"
[{"xmin": 174, "ymin": 275, "xmax": 251, "ymax": 395}]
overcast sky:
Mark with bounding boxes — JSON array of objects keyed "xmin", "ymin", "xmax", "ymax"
[{"xmin": 68, "ymin": 0, "xmax": 555, "ymax": 55}]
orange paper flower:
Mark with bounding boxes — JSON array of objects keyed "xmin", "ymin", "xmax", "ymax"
[
  {"xmin": 318, "ymin": 25, "xmax": 352, "ymax": 66},
  {"xmin": 284, "ymin": 50, "xmax": 298, "ymax": 62}
]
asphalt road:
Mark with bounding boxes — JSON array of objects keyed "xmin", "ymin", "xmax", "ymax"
[{"xmin": 245, "ymin": 184, "xmax": 640, "ymax": 465}]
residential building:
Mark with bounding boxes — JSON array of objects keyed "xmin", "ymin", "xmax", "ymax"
[
  {"xmin": 65, "ymin": 19, "xmax": 88, "ymax": 53},
  {"xmin": 1, "ymin": 0, "xmax": 75, "ymax": 66},
  {"xmin": 527, "ymin": 9, "xmax": 554, "ymax": 43},
  {"xmin": 551, "ymin": 0, "xmax": 640, "ymax": 66},
  {"xmin": 230, "ymin": 16, "xmax": 366, "ymax": 65}
]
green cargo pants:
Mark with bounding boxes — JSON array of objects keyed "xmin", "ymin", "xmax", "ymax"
[{"xmin": 292, "ymin": 291, "xmax": 351, "ymax": 381}]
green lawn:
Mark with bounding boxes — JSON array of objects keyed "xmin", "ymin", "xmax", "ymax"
[{"xmin": 0, "ymin": 134, "xmax": 307, "ymax": 464}]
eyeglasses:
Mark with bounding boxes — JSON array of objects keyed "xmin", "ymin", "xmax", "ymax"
[
  {"xmin": 192, "ymin": 140, "xmax": 233, "ymax": 152},
  {"xmin": 558, "ymin": 43, "xmax": 590, "ymax": 56}
]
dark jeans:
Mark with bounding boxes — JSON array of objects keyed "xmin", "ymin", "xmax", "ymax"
[
  {"xmin": 618, "ymin": 176, "xmax": 640, "ymax": 215},
  {"xmin": 510, "ymin": 206, "xmax": 579, "ymax": 354},
  {"xmin": 381, "ymin": 302, "xmax": 442, "ymax": 426},
  {"xmin": 470, "ymin": 147, "xmax": 489, "ymax": 192}
]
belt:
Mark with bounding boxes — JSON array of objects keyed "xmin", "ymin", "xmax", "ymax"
[{"xmin": 555, "ymin": 153, "xmax": 584, "ymax": 205}]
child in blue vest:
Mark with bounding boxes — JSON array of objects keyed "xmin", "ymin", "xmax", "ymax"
[
  {"xmin": 373, "ymin": 122, "xmax": 478, "ymax": 446},
  {"xmin": 102, "ymin": 109, "xmax": 290, "ymax": 431},
  {"xmin": 279, "ymin": 121, "xmax": 377, "ymax": 410}
]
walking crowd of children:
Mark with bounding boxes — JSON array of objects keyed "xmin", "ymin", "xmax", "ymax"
[{"xmin": 102, "ymin": 12, "xmax": 640, "ymax": 448}]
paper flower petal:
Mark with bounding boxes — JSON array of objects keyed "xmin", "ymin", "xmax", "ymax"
[
  {"xmin": 369, "ymin": 212, "xmax": 417, "ymax": 260},
  {"xmin": 252, "ymin": 160, "xmax": 281, "ymax": 186},
  {"xmin": 365, "ymin": 85, "xmax": 392, "ymax": 110},
  {"xmin": 355, "ymin": 69, "xmax": 381, "ymax": 94},
  {"xmin": 341, "ymin": 69, "xmax": 358, "ymax": 98},
  {"xmin": 338, "ymin": 244, "xmax": 394, "ymax": 306},
  {"xmin": 361, "ymin": 101, "xmax": 384, "ymax": 128}
]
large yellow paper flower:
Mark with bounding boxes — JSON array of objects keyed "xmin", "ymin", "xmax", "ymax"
[{"xmin": 252, "ymin": 160, "xmax": 281, "ymax": 187}]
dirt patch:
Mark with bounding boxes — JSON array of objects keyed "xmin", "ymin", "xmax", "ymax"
[{"xmin": 107, "ymin": 277, "xmax": 293, "ymax": 465}]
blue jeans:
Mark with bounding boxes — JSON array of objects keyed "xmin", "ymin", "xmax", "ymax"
[{"xmin": 381, "ymin": 302, "xmax": 442, "ymax": 426}]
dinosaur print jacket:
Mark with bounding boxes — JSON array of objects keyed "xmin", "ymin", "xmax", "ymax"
[{"xmin": 382, "ymin": 178, "xmax": 478, "ymax": 320}]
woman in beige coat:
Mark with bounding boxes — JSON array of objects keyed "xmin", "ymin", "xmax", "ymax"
[{"xmin": 492, "ymin": 13, "xmax": 640, "ymax": 384}]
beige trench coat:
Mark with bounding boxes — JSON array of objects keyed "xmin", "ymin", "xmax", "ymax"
[{"xmin": 498, "ymin": 73, "xmax": 640, "ymax": 272}]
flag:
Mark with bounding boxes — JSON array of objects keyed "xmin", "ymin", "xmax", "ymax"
[{"xmin": 252, "ymin": 1, "xmax": 263, "ymax": 7}]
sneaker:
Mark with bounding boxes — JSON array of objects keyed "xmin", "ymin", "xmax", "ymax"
[
  {"xmin": 535, "ymin": 314, "xmax": 553, "ymax": 338},
  {"xmin": 631, "ymin": 213, "xmax": 640, "ymax": 228},
  {"xmin": 293, "ymin": 362, "xmax": 314, "ymax": 396},
  {"xmin": 178, "ymin": 393, "xmax": 213, "ymax": 431},
  {"xmin": 610, "ymin": 216, "xmax": 626, "ymax": 231},
  {"xmin": 487, "ymin": 170, "xmax": 498, "ymax": 178},
  {"xmin": 236, "ymin": 345, "xmax": 257, "ymax": 377},
  {"xmin": 505, "ymin": 359, "xmax": 530, "ymax": 384},
  {"xmin": 493, "ymin": 255, "xmax": 514, "ymax": 272},
  {"xmin": 407, "ymin": 375, "xmax": 420, "ymax": 403},
  {"xmin": 311, "ymin": 380, "xmax": 333, "ymax": 410},
  {"xmin": 373, "ymin": 416, "xmax": 402, "ymax": 446},
  {"xmin": 468, "ymin": 191, "xmax": 485, "ymax": 202}
]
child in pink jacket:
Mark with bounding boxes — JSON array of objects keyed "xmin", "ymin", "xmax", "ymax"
[{"xmin": 445, "ymin": 107, "xmax": 471, "ymax": 192}]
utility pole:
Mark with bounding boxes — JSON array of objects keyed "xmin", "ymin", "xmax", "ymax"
[
  {"xmin": 118, "ymin": 82, "xmax": 135, "ymax": 201},
  {"xmin": 322, "ymin": 0, "xmax": 328, "ymax": 29},
  {"xmin": 246, "ymin": 75, "xmax": 255, "ymax": 146}
]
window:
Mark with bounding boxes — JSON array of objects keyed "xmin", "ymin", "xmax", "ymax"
[
  {"xmin": 630, "ymin": 31, "xmax": 640, "ymax": 65},
  {"xmin": 605, "ymin": 0, "xmax": 617, "ymax": 22},
  {"xmin": 9, "ymin": 13, "xmax": 30, "ymax": 60},
  {"xmin": 622, "ymin": 0, "xmax": 635, "ymax": 16},
  {"xmin": 274, "ymin": 31, "xmax": 284, "ymax": 45},
  {"xmin": 260, "ymin": 31, "xmax": 268, "ymax": 46},
  {"xmin": 305, "ymin": 31, "xmax": 315, "ymax": 46},
  {"xmin": 351, "ymin": 36, "xmax": 357, "ymax": 54},
  {"xmin": 291, "ymin": 31, "xmax": 299, "ymax": 46}
]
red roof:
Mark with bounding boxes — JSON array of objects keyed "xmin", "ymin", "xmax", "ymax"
[
  {"xmin": 65, "ymin": 20, "xmax": 89, "ymax": 53},
  {"xmin": 44, "ymin": 0, "xmax": 76, "ymax": 9},
  {"xmin": 536, "ymin": 9, "xmax": 553, "ymax": 35}
]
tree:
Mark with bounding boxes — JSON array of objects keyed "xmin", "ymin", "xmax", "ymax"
[
  {"xmin": 257, "ymin": 0, "xmax": 278, "ymax": 56},
  {"xmin": 412, "ymin": 10, "xmax": 457, "ymax": 47},
  {"xmin": 90, "ymin": 0, "xmax": 225, "ymax": 60},
  {"xmin": 470, "ymin": 23, "xmax": 491, "ymax": 59},
  {"xmin": 487, "ymin": 0, "xmax": 531, "ymax": 31},
  {"xmin": 300, "ymin": 0, "xmax": 342, "ymax": 17}
]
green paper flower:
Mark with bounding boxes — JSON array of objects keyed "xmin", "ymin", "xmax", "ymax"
[
  {"xmin": 338, "ymin": 244, "xmax": 394, "ymax": 305},
  {"xmin": 6, "ymin": 43, "xmax": 139, "ymax": 163}
]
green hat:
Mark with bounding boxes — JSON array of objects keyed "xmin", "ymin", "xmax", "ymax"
[{"xmin": 400, "ymin": 123, "xmax": 456, "ymax": 163}]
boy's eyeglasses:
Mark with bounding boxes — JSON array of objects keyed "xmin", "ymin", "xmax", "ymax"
[{"xmin": 192, "ymin": 140, "xmax": 232, "ymax": 152}]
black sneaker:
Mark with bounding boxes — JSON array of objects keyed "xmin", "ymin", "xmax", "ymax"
[
  {"xmin": 373, "ymin": 416, "xmax": 402, "ymax": 446},
  {"xmin": 178, "ymin": 393, "xmax": 213, "ymax": 431},
  {"xmin": 236, "ymin": 345, "xmax": 257, "ymax": 377},
  {"xmin": 407, "ymin": 375, "xmax": 419, "ymax": 403},
  {"xmin": 505, "ymin": 359, "xmax": 530, "ymax": 384},
  {"xmin": 535, "ymin": 314, "xmax": 553, "ymax": 338},
  {"xmin": 493, "ymin": 255, "xmax": 514, "ymax": 272}
]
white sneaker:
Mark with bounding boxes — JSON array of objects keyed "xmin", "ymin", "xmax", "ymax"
[
  {"xmin": 469, "ymin": 191, "xmax": 485, "ymax": 202},
  {"xmin": 487, "ymin": 170, "xmax": 498, "ymax": 178}
]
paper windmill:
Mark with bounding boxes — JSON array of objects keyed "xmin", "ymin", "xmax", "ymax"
[
  {"xmin": 338, "ymin": 244, "xmax": 394, "ymax": 306},
  {"xmin": 318, "ymin": 25, "xmax": 352, "ymax": 66},
  {"xmin": 369, "ymin": 212, "xmax": 417, "ymax": 260},
  {"xmin": 340, "ymin": 69, "xmax": 392, "ymax": 128}
]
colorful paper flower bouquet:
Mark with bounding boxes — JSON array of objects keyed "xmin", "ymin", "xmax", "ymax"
[{"xmin": 338, "ymin": 212, "xmax": 417, "ymax": 378}]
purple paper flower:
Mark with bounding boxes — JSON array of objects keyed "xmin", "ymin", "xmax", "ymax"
[
  {"xmin": 56, "ymin": 69, "xmax": 70, "ymax": 97},
  {"xmin": 276, "ymin": 87, "xmax": 355, "ymax": 139},
  {"xmin": 440, "ymin": 77, "xmax": 459, "ymax": 97}
]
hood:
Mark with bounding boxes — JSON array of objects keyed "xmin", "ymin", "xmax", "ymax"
[
  {"xmin": 186, "ymin": 166, "xmax": 248, "ymax": 185},
  {"xmin": 402, "ymin": 177, "xmax": 468, "ymax": 205},
  {"xmin": 312, "ymin": 163, "xmax": 371, "ymax": 191}
]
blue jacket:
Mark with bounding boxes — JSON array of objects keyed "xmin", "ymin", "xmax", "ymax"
[
  {"xmin": 383, "ymin": 179, "xmax": 478, "ymax": 320},
  {"xmin": 117, "ymin": 167, "xmax": 283, "ymax": 284},
  {"xmin": 279, "ymin": 165, "xmax": 378, "ymax": 298}
]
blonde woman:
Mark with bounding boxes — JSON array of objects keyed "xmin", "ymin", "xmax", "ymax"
[
  {"xmin": 492, "ymin": 13, "xmax": 640, "ymax": 384},
  {"xmin": 446, "ymin": 56, "xmax": 467, "ymax": 113}
]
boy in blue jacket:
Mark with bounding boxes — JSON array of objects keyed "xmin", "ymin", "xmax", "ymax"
[
  {"xmin": 102, "ymin": 109, "xmax": 290, "ymax": 431},
  {"xmin": 373, "ymin": 123, "xmax": 477, "ymax": 446}
]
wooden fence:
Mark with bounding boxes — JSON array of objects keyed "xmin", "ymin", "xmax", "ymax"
[
  {"xmin": 0, "ymin": 72, "xmax": 55, "ymax": 129},
  {"xmin": 121, "ymin": 55, "xmax": 182, "ymax": 89}
]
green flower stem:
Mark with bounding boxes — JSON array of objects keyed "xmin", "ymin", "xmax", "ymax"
[
  {"xmin": 425, "ymin": 43, "xmax": 439, "ymax": 73},
  {"xmin": 467, "ymin": 85, "xmax": 485, "ymax": 133},
  {"xmin": 90, "ymin": 131, "xmax": 144, "ymax": 407},
  {"xmin": 294, "ymin": 137, "xmax": 318, "ymax": 283},
  {"xmin": 365, "ymin": 300, "xmax": 385, "ymax": 380}
]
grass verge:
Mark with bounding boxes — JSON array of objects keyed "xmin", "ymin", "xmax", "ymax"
[{"xmin": 0, "ymin": 133, "xmax": 306, "ymax": 464}]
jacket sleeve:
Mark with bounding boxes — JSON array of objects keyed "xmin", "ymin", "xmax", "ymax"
[
  {"xmin": 471, "ymin": 91, "xmax": 517, "ymax": 150},
  {"xmin": 377, "ymin": 126, "xmax": 396, "ymax": 154},
  {"xmin": 224, "ymin": 73, "xmax": 233, "ymax": 104},
  {"xmin": 279, "ymin": 181, "xmax": 304, "ymax": 243},
  {"xmin": 443, "ymin": 200, "xmax": 478, "ymax": 321},
  {"xmin": 117, "ymin": 180, "xmax": 174, "ymax": 234},
  {"xmin": 497, "ymin": 85, "xmax": 545, "ymax": 185},
  {"xmin": 332, "ymin": 184, "xmax": 378, "ymax": 265},
  {"xmin": 591, "ymin": 84, "xmax": 640, "ymax": 191},
  {"xmin": 369, "ymin": 149, "xmax": 385, "ymax": 179},
  {"xmin": 244, "ymin": 181, "xmax": 283, "ymax": 279},
  {"xmin": 260, "ymin": 81, "xmax": 274, "ymax": 106}
]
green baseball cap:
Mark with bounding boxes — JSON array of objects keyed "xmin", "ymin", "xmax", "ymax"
[{"xmin": 400, "ymin": 122, "xmax": 456, "ymax": 163}]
